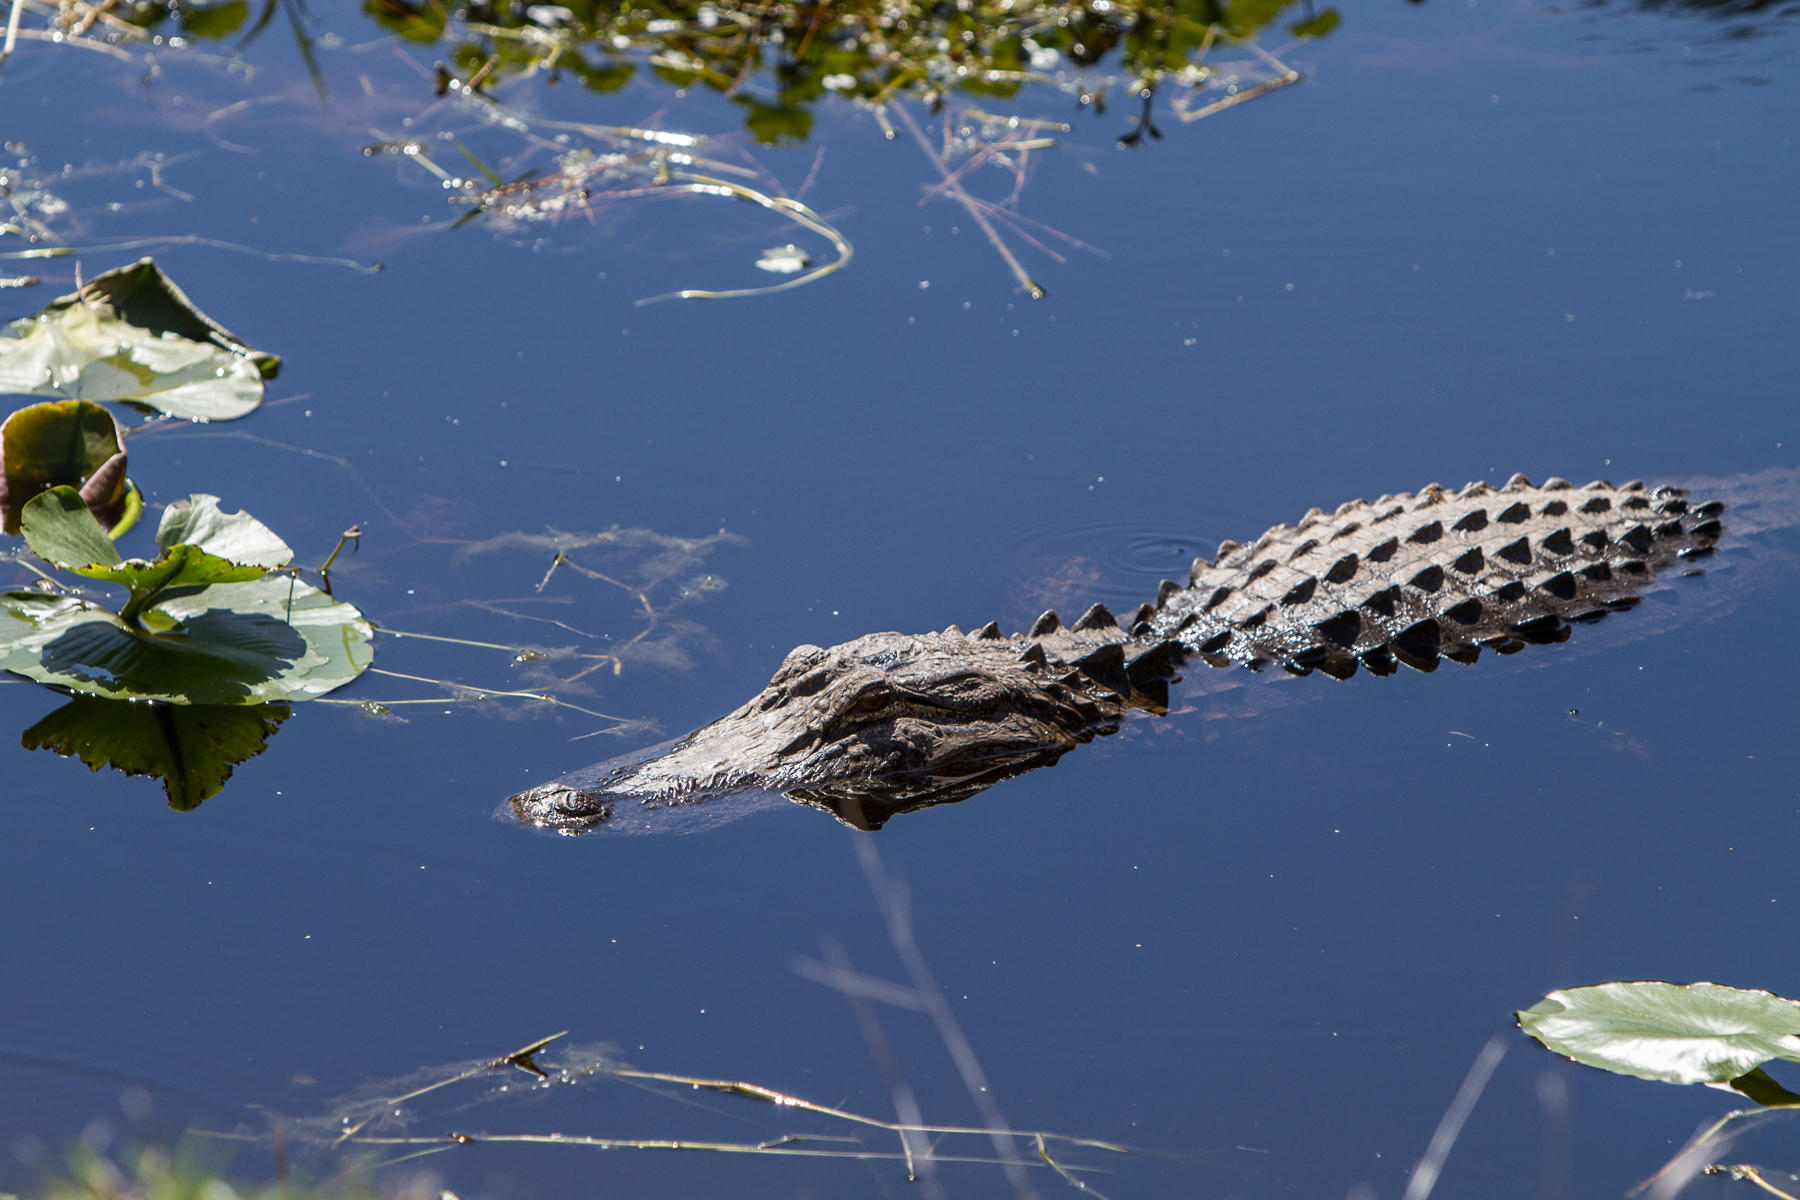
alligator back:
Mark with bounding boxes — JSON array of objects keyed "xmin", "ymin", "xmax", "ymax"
[{"xmin": 1146, "ymin": 475, "xmax": 1722, "ymax": 679}]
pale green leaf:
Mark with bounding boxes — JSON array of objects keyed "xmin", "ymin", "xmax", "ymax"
[
  {"xmin": 20, "ymin": 486, "xmax": 122, "ymax": 571},
  {"xmin": 0, "ymin": 577, "xmax": 372, "ymax": 704},
  {"xmin": 1519, "ymin": 981, "xmax": 1800, "ymax": 1085},
  {"xmin": 157, "ymin": 493, "xmax": 292, "ymax": 567},
  {"xmin": 0, "ymin": 259, "xmax": 276, "ymax": 421}
]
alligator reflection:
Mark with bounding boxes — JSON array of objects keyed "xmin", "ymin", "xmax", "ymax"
[{"xmin": 508, "ymin": 473, "xmax": 1736, "ymax": 835}]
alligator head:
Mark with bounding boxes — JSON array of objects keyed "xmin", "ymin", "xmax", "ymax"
[{"xmin": 508, "ymin": 613, "xmax": 1178, "ymax": 833}]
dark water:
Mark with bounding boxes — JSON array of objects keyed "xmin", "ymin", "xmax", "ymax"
[{"xmin": 0, "ymin": 1, "xmax": 1796, "ymax": 1196}]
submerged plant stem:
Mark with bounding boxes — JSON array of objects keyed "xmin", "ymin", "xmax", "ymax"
[
  {"xmin": 889, "ymin": 100, "xmax": 1046, "ymax": 300},
  {"xmin": 1706, "ymin": 1164, "xmax": 1800, "ymax": 1200},
  {"xmin": 0, "ymin": 235, "xmax": 382, "ymax": 273},
  {"xmin": 333, "ymin": 669, "xmax": 638, "ymax": 725},
  {"xmin": 634, "ymin": 172, "xmax": 852, "ymax": 304}
]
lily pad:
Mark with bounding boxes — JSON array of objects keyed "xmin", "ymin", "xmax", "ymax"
[
  {"xmin": 3, "ymin": 490, "xmax": 371, "ymax": 703},
  {"xmin": 157, "ymin": 492, "xmax": 292, "ymax": 568},
  {"xmin": 22, "ymin": 695, "xmax": 291, "ymax": 810},
  {"xmin": 0, "ymin": 258, "xmax": 278, "ymax": 421},
  {"xmin": 20, "ymin": 488, "xmax": 271, "ymax": 630},
  {"xmin": 1518, "ymin": 981, "xmax": 1800, "ymax": 1085},
  {"xmin": 0, "ymin": 399, "xmax": 134, "ymax": 535},
  {"xmin": 0, "ymin": 575, "xmax": 373, "ymax": 704}
]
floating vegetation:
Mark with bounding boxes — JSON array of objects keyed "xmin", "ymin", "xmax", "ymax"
[
  {"xmin": 0, "ymin": 488, "xmax": 372, "ymax": 704},
  {"xmin": 0, "ymin": 259, "xmax": 278, "ymax": 421},
  {"xmin": 1519, "ymin": 980, "xmax": 1800, "ymax": 1196},
  {"xmin": 288, "ymin": 1030, "xmax": 1128, "ymax": 1194},
  {"xmin": 0, "ymin": 488, "xmax": 363, "ymax": 806},
  {"xmin": 0, "ymin": 399, "xmax": 137, "ymax": 536},
  {"xmin": 0, "ymin": 259, "xmax": 370, "ymax": 806},
  {"xmin": 1520, "ymin": 980, "xmax": 1800, "ymax": 1097}
]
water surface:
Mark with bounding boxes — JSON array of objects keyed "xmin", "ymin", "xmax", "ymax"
[{"xmin": 0, "ymin": 1, "xmax": 1795, "ymax": 1195}]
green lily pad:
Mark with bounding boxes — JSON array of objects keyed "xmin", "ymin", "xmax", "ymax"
[
  {"xmin": 22, "ymin": 695, "xmax": 291, "ymax": 810},
  {"xmin": 0, "ymin": 399, "xmax": 134, "ymax": 535},
  {"xmin": 157, "ymin": 492, "xmax": 292, "ymax": 568},
  {"xmin": 20, "ymin": 486, "xmax": 124, "ymax": 572},
  {"xmin": 0, "ymin": 575, "xmax": 373, "ymax": 704},
  {"xmin": 1518, "ymin": 981, "xmax": 1800, "ymax": 1085},
  {"xmin": 0, "ymin": 258, "xmax": 278, "ymax": 421},
  {"xmin": 21, "ymin": 488, "xmax": 271, "ymax": 630}
]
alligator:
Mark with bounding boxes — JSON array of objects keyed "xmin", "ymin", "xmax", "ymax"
[{"xmin": 508, "ymin": 474, "xmax": 1724, "ymax": 834}]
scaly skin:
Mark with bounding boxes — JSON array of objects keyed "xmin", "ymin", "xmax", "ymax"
[{"xmin": 509, "ymin": 475, "xmax": 1723, "ymax": 833}]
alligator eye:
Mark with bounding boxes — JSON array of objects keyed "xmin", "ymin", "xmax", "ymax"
[{"xmin": 848, "ymin": 687, "xmax": 892, "ymax": 715}]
